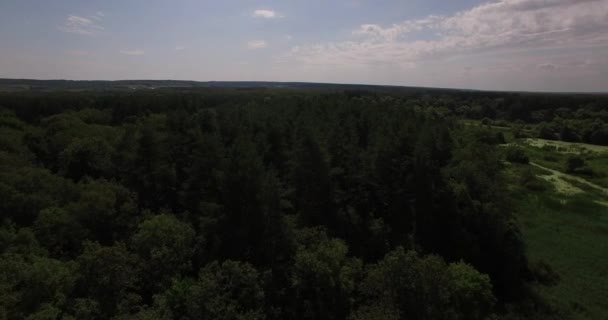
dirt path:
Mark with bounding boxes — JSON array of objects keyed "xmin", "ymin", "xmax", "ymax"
[
  {"xmin": 530, "ymin": 162, "xmax": 608, "ymax": 197},
  {"xmin": 525, "ymin": 138, "xmax": 608, "ymax": 154}
]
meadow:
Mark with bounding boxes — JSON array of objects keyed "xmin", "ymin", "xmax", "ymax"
[{"xmin": 503, "ymin": 135, "xmax": 608, "ymax": 319}]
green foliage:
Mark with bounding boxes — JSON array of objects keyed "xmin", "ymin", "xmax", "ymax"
[
  {"xmin": 505, "ymin": 147, "xmax": 530, "ymax": 164},
  {"xmin": 292, "ymin": 228, "xmax": 363, "ymax": 320},
  {"xmin": 355, "ymin": 247, "xmax": 495, "ymax": 320},
  {"xmin": 519, "ymin": 168, "xmax": 546, "ymax": 192},
  {"xmin": 293, "ymin": 132, "xmax": 333, "ymax": 228},
  {"xmin": 509, "ymin": 168, "xmax": 608, "ymax": 319},
  {"xmin": 0, "ymin": 254, "xmax": 75, "ymax": 319},
  {"xmin": 156, "ymin": 260, "xmax": 265, "ymax": 320},
  {"xmin": 68, "ymin": 179, "xmax": 137, "ymax": 244},
  {"xmin": 33, "ymin": 207, "xmax": 88, "ymax": 258},
  {"xmin": 0, "ymin": 88, "xmax": 580, "ymax": 319},
  {"xmin": 131, "ymin": 214, "xmax": 195, "ymax": 292},
  {"xmin": 59, "ymin": 137, "xmax": 113, "ymax": 180},
  {"xmin": 565, "ymin": 156, "xmax": 585, "ymax": 173},
  {"xmin": 447, "ymin": 262, "xmax": 496, "ymax": 319},
  {"xmin": 528, "ymin": 260, "xmax": 560, "ymax": 286},
  {"xmin": 74, "ymin": 241, "xmax": 141, "ymax": 318}
]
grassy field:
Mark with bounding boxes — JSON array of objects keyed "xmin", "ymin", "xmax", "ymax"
[
  {"xmin": 505, "ymin": 145, "xmax": 608, "ymax": 319},
  {"xmin": 514, "ymin": 138, "xmax": 608, "ymax": 189},
  {"xmin": 460, "ymin": 121, "xmax": 608, "ymax": 318}
]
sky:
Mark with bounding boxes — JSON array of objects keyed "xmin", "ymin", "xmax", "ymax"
[{"xmin": 1, "ymin": 0, "xmax": 607, "ymax": 92}]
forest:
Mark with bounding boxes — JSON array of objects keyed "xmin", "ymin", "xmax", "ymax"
[{"xmin": 0, "ymin": 86, "xmax": 606, "ymax": 320}]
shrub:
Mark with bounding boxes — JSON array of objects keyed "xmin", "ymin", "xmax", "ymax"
[
  {"xmin": 541, "ymin": 145, "xmax": 557, "ymax": 152},
  {"xmin": 542, "ymin": 154, "xmax": 558, "ymax": 162},
  {"xmin": 565, "ymin": 156, "xmax": 585, "ymax": 173},
  {"xmin": 520, "ymin": 168, "xmax": 545, "ymax": 191},
  {"xmin": 576, "ymin": 166, "xmax": 595, "ymax": 176},
  {"xmin": 505, "ymin": 147, "xmax": 529, "ymax": 164},
  {"xmin": 495, "ymin": 132, "xmax": 506, "ymax": 144},
  {"xmin": 529, "ymin": 260, "xmax": 560, "ymax": 286}
]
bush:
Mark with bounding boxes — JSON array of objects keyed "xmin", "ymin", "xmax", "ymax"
[
  {"xmin": 529, "ymin": 260, "xmax": 560, "ymax": 286},
  {"xmin": 542, "ymin": 154, "xmax": 558, "ymax": 162},
  {"xmin": 541, "ymin": 145, "xmax": 557, "ymax": 152},
  {"xmin": 560, "ymin": 126, "xmax": 580, "ymax": 142},
  {"xmin": 576, "ymin": 166, "xmax": 595, "ymax": 176},
  {"xmin": 495, "ymin": 132, "xmax": 506, "ymax": 144},
  {"xmin": 538, "ymin": 123, "xmax": 556, "ymax": 140},
  {"xmin": 505, "ymin": 147, "xmax": 529, "ymax": 164},
  {"xmin": 565, "ymin": 156, "xmax": 585, "ymax": 173},
  {"xmin": 520, "ymin": 168, "xmax": 545, "ymax": 191},
  {"xmin": 494, "ymin": 120, "xmax": 509, "ymax": 127}
]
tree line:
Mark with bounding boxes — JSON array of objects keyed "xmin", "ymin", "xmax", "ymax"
[{"xmin": 0, "ymin": 89, "xmax": 563, "ymax": 319}]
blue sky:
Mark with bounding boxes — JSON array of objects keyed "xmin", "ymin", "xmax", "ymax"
[{"xmin": 1, "ymin": 0, "xmax": 607, "ymax": 91}]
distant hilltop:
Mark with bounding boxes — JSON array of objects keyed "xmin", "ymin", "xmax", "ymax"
[
  {"xmin": 0, "ymin": 79, "xmax": 605, "ymax": 95},
  {"xmin": 0, "ymin": 78, "xmax": 478, "ymax": 93}
]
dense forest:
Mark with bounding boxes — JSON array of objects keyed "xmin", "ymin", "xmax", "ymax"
[{"xmin": 0, "ymin": 87, "xmax": 606, "ymax": 319}]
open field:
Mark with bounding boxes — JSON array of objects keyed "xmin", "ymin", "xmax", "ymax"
[
  {"xmin": 510, "ymin": 138, "xmax": 608, "ymax": 189},
  {"xmin": 530, "ymin": 162, "xmax": 608, "ymax": 198},
  {"xmin": 524, "ymin": 138, "xmax": 608, "ymax": 154},
  {"xmin": 505, "ymin": 138, "xmax": 608, "ymax": 319}
]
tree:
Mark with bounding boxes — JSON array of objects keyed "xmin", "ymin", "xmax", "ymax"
[
  {"xmin": 293, "ymin": 132, "xmax": 334, "ymax": 229},
  {"xmin": 68, "ymin": 179, "xmax": 137, "ymax": 245},
  {"xmin": 559, "ymin": 125, "xmax": 579, "ymax": 142},
  {"xmin": 0, "ymin": 254, "xmax": 75, "ymax": 319},
  {"xmin": 217, "ymin": 137, "xmax": 266, "ymax": 263},
  {"xmin": 33, "ymin": 207, "xmax": 88, "ymax": 258},
  {"xmin": 355, "ymin": 248, "xmax": 495, "ymax": 320},
  {"xmin": 446, "ymin": 262, "xmax": 496, "ymax": 320},
  {"xmin": 59, "ymin": 137, "xmax": 113, "ymax": 181},
  {"xmin": 565, "ymin": 156, "xmax": 585, "ymax": 173},
  {"xmin": 74, "ymin": 242, "xmax": 141, "ymax": 319},
  {"xmin": 155, "ymin": 260, "xmax": 265, "ymax": 320},
  {"xmin": 132, "ymin": 119, "xmax": 176, "ymax": 210},
  {"xmin": 131, "ymin": 214, "xmax": 195, "ymax": 295},
  {"xmin": 291, "ymin": 228, "xmax": 362, "ymax": 320},
  {"xmin": 537, "ymin": 122, "xmax": 556, "ymax": 140},
  {"xmin": 178, "ymin": 131, "xmax": 224, "ymax": 217},
  {"xmin": 505, "ymin": 147, "xmax": 529, "ymax": 164}
]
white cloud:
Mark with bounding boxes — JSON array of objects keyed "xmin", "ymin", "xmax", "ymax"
[
  {"xmin": 288, "ymin": 0, "xmax": 608, "ymax": 67},
  {"xmin": 538, "ymin": 63, "xmax": 557, "ymax": 71},
  {"xmin": 175, "ymin": 46, "xmax": 186, "ymax": 51},
  {"xmin": 91, "ymin": 11, "xmax": 104, "ymax": 21},
  {"xmin": 247, "ymin": 40, "xmax": 268, "ymax": 49},
  {"xmin": 352, "ymin": 17, "xmax": 440, "ymax": 41},
  {"xmin": 120, "ymin": 49, "xmax": 145, "ymax": 56},
  {"xmin": 60, "ymin": 14, "xmax": 104, "ymax": 35},
  {"xmin": 252, "ymin": 9, "xmax": 281, "ymax": 19}
]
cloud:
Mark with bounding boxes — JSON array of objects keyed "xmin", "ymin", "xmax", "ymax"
[
  {"xmin": 288, "ymin": 0, "xmax": 608, "ymax": 67},
  {"xmin": 91, "ymin": 11, "xmax": 104, "ymax": 21},
  {"xmin": 538, "ymin": 63, "xmax": 557, "ymax": 71},
  {"xmin": 175, "ymin": 46, "xmax": 186, "ymax": 51},
  {"xmin": 352, "ymin": 17, "xmax": 440, "ymax": 41},
  {"xmin": 247, "ymin": 40, "xmax": 268, "ymax": 49},
  {"xmin": 252, "ymin": 9, "xmax": 281, "ymax": 19},
  {"xmin": 120, "ymin": 49, "xmax": 145, "ymax": 56},
  {"xmin": 60, "ymin": 14, "xmax": 104, "ymax": 35}
]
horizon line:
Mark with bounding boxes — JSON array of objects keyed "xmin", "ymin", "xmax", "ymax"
[{"xmin": 1, "ymin": 78, "xmax": 607, "ymax": 95}]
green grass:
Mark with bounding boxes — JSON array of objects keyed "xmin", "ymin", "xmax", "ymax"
[
  {"xmin": 507, "ymin": 164, "xmax": 608, "ymax": 320},
  {"xmin": 511, "ymin": 140, "xmax": 608, "ymax": 189},
  {"xmin": 584, "ymin": 153, "xmax": 608, "ymax": 188},
  {"xmin": 469, "ymin": 121, "xmax": 608, "ymax": 318}
]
